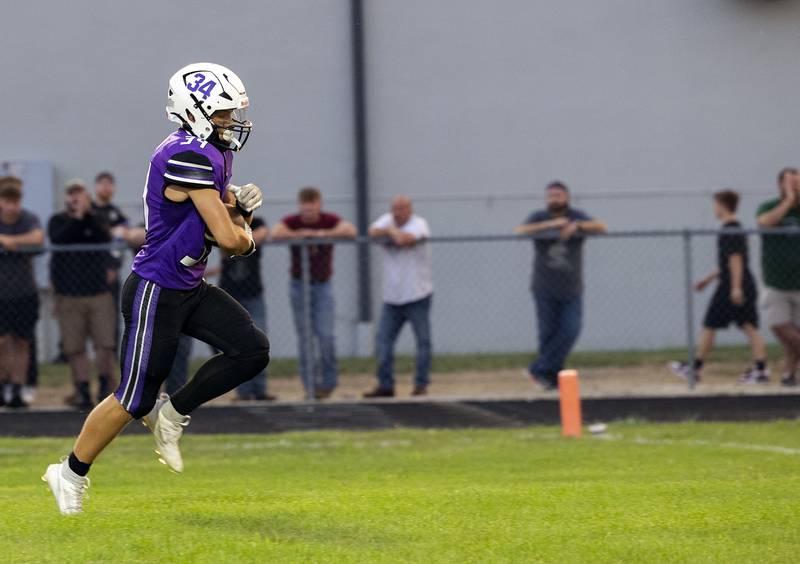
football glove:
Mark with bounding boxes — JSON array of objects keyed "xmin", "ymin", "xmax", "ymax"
[{"xmin": 228, "ymin": 183, "xmax": 263, "ymax": 215}]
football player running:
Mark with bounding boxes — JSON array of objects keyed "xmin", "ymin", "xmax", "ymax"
[{"xmin": 43, "ymin": 63, "xmax": 270, "ymax": 515}]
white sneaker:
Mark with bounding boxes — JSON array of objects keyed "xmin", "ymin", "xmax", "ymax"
[
  {"xmin": 668, "ymin": 361, "xmax": 701, "ymax": 383},
  {"xmin": 738, "ymin": 368, "xmax": 770, "ymax": 385},
  {"xmin": 22, "ymin": 386, "xmax": 36, "ymax": 404},
  {"xmin": 148, "ymin": 399, "xmax": 190, "ymax": 473},
  {"xmin": 141, "ymin": 392, "xmax": 169, "ymax": 433},
  {"xmin": 42, "ymin": 460, "xmax": 90, "ymax": 515}
]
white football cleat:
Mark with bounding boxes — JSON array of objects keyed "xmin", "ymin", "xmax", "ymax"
[
  {"xmin": 146, "ymin": 398, "xmax": 190, "ymax": 473},
  {"xmin": 141, "ymin": 392, "xmax": 169, "ymax": 433},
  {"xmin": 42, "ymin": 460, "xmax": 90, "ymax": 515}
]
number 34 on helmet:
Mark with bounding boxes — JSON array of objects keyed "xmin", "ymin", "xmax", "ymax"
[{"xmin": 166, "ymin": 62, "xmax": 253, "ymax": 151}]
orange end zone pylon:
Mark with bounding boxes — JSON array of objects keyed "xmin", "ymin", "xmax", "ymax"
[{"xmin": 558, "ymin": 370, "xmax": 582, "ymax": 437}]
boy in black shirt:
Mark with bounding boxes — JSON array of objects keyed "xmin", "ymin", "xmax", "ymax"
[
  {"xmin": 670, "ymin": 190, "xmax": 768, "ymax": 384},
  {"xmin": 216, "ymin": 216, "xmax": 274, "ymax": 400}
]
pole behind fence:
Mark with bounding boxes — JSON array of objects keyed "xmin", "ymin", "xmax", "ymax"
[
  {"xmin": 300, "ymin": 241, "xmax": 315, "ymax": 400},
  {"xmin": 682, "ymin": 230, "xmax": 697, "ymax": 390}
]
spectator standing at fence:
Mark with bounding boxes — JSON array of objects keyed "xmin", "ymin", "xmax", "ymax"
[
  {"xmin": 212, "ymin": 216, "xmax": 275, "ymax": 401},
  {"xmin": 669, "ymin": 190, "xmax": 767, "ymax": 384},
  {"xmin": 48, "ymin": 180, "xmax": 117, "ymax": 409},
  {"xmin": 756, "ymin": 167, "xmax": 800, "ymax": 387},
  {"xmin": 0, "ymin": 177, "xmax": 44, "ymax": 408},
  {"xmin": 91, "ymin": 171, "xmax": 129, "ymax": 350},
  {"xmin": 272, "ymin": 187, "xmax": 356, "ymax": 399},
  {"xmin": 92, "ymin": 171, "xmax": 129, "ymax": 246},
  {"xmin": 514, "ymin": 181, "xmax": 606, "ymax": 390},
  {"xmin": 363, "ymin": 196, "xmax": 433, "ymax": 398}
]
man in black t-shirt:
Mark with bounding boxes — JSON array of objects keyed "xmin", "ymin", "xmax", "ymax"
[
  {"xmin": 48, "ymin": 180, "xmax": 117, "ymax": 409},
  {"xmin": 90, "ymin": 171, "xmax": 128, "ymax": 286},
  {"xmin": 91, "ymin": 171, "xmax": 128, "ymax": 238},
  {"xmin": 217, "ymin": 217, "xmax": 273, "ymax": 400},
  {"xmin": 514, "ymin": 181, "xmax": 607, "ymax": 390},
  {"xmin": 91, "ymin": 171, "xmax": 128, "ymax": 351},
  {"xmin": 670, "ymin": 190, "xmax": 768, "ymax": 384}
]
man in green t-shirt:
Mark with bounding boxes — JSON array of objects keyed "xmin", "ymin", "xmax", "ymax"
[{"xmin": 757, "ymin": 167, "xmax": 800, "ymax": 386}]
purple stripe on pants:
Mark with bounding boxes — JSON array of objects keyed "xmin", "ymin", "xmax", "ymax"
[
  {"xmin": 128, "ymin": 285, "xmax": 161, "ymax": 413},
  {"xmin": 114, "ymin": 279, "xmax": 147, "ymax": 405}
]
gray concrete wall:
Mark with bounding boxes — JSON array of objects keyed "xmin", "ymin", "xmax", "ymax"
[
  {"xmin": 1, "ymin": 0, "xmax": 355, "ymax": 210},
  {"xmin": 360, "ymin": 0, "xmax": 800, "ymax": 356},
  {"xmin": 3, "ymin": 1, "xmax": 799, "ymax": 359},
  {"xmin": 364, "ymin": 0, "xmax": 800, "ymax": 231}
]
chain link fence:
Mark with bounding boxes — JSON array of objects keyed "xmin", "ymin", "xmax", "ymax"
[{"xmin": 2, "ymin": 228, "xmax": 799, "ymax": 407}]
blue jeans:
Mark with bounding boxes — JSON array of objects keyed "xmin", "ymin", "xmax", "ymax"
[
  {"xmin": 290, "ymin": 279, "xmax": 338, "ymax": 392},
  {"xmin": 235, "ymin": 295, "xmax": 268, "ymax": 397},
  {"xmin": 376, "ymin": 295, "xmax": 432, "ymax": 390},
  {"xmin": 529, "ymin": 294, "xmax": 583, "ymax": 382},
  {"xmin": 164, "ymin": 334, "xmax": 193, "ymax": 396}
]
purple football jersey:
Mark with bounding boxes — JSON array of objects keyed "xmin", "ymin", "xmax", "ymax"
[{"xmin": 132, "ymin": 129, "xmax": 233, "ymax": 290}]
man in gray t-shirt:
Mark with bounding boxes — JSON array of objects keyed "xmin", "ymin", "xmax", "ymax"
[
  {"xmin": 515, "ymin": 181, "xmax": 606, "ymax": 389},
  {"xmin": 0, "ymin": 177, "xmax": 44, "ymax": 408}
]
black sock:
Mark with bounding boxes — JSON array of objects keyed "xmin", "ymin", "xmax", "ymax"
[
  {"xmin": 67, "ymin": 452, "xmax": 91, "ymax": 477},
  {"xmin": 76, "ymin": 381, "xmax": 90, "ymax": 399},
  {"xmin": 10, "ymin": 383, "xmax": 22, "ymax": 399},
  {"xmin": 693, "ymin": 359, "xmax": 704, "ymax": 370},
  {"xmin": 755, "ymin": 360, "xmax": 766, "ymax": 371},
  {"xmin": 97, "ymin": 374, "xmax": 111, "ymax": 395}
]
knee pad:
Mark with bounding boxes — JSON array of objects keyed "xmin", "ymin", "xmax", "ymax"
[
  {"xmin": 231, "ymin": 331, "xmax": 270, "ymax": 383},
  {"xmin": 249, "ymin": 330, "xmax": 270, "ymax": 367}
]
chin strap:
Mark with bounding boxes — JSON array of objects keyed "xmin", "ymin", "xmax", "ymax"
[{"xmin": 225, "ymin": 132, "xmax": 242, "ymax": 151}]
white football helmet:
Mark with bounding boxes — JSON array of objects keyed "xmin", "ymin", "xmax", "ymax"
[{"xmin": 166, "ymin": 62, "xmax": 252, "ymax": 151}]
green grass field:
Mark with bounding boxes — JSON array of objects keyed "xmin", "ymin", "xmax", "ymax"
[{"xmin": 2, "ymin": 421, "xmax": 799, "ymax": 562}]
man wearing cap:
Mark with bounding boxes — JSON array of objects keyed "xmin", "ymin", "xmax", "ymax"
[
  {"xmin": 514, "ymin": 181, "xmax": 606, "ymax": 390},
  {"xmin": 0, "ymin": 176, "xmax": 44, "ymax": 408},
  {"xmin": 48, "ymin": 180, "xmax": 116, "ymax": 409}
]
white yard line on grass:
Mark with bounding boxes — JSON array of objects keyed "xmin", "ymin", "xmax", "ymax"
[{"xmin": 596, "ymin": 434, "xmax": 800, "ymax": 456}]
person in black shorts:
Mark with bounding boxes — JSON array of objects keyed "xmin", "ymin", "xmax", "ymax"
[
  {"xmin": 669, "ymin": 190, "xmax": 768, "ymax": 384},
  {"xmin": 0, "ymin": 176, "xmax": 44, "ymax": 408}
]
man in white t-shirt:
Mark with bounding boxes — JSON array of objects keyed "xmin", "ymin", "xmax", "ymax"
[{"xmin": 364, "ymin": 196, "xmax": 433, "ymax": 397}]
